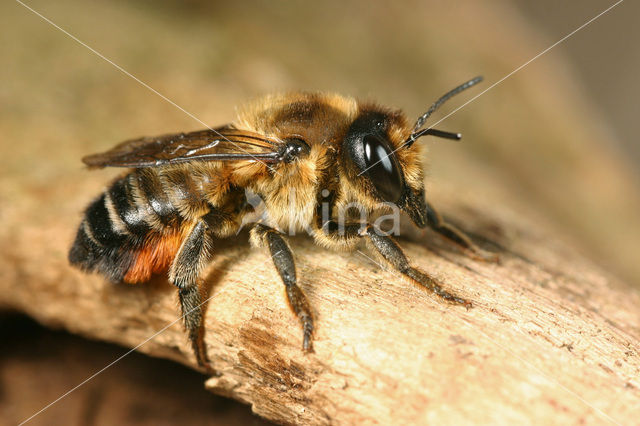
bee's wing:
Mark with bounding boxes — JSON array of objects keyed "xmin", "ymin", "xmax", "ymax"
[{"xmin": 82, "ymin": 126, "xmax": 283, "ymax": 168}]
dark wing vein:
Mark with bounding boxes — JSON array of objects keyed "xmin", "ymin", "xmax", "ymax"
[{"xmin": 82, "ymin": 127, "xmax": 283, "ymax": 168}]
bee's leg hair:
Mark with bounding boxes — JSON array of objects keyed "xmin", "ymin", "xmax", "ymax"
[
  {"xmin": 424, "ymin": 200, "xmax": 498, "ymax": 262},
  {"xmin": 169, "ymin": 219, "xmax": 216, "ymax": 374},
  {"xmin": 251, "ymin": 224, "xmax": 314, "ymax": 352}
]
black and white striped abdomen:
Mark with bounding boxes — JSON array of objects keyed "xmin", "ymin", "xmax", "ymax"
[{"xmin": 68, "ymin": 168, "xmax": 191, "ymax": 282}]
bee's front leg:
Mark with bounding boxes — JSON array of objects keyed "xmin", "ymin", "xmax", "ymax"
[
  {"xmin": 424, "ymin": 200, "xmax": 498, "ymax": 263},
  {"xmin": 319, "ymin": 221, "xmax": 472, "ymax": 308},
  {"xmin": 362, "ymin": 225, "xmax": 472, "ymax": 308},
  {"xmin": 250, "ymin": 224, "xmax": 314, "ymax": 352},
  {"xmin": 169, "ymin": 219, "xmax": 216, "ymax": 374}
]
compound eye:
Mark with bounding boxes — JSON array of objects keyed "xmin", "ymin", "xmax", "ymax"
[{"xmin": 362, "ymin": 134, "xmax": 403, "ymax": 202}]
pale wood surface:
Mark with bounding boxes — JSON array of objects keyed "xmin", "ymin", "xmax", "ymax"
[{"xmin": 1, "ymin": 177, "xmax": 639, "ymax": 424}]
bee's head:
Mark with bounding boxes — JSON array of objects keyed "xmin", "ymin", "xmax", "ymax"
[
  {"xmin": 342, "ymin": 109, "xmax": 429, "ymax": 227},
  {"xmin": 341, "ymin": 76, "xmax": 482, "ymax": 227}
]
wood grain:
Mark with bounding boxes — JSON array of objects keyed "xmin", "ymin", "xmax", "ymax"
[{"xmin": 1, "ymin": 176, "xmax": 639, "ymax": 424}]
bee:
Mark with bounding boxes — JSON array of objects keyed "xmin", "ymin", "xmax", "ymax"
[{"xmin": 69, "ymin": 76, "xmax": 495, "ymax": 372}]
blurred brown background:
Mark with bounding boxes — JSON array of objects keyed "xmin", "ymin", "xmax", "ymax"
[
  {"xmin": 515, "ymin": 0, "xmax": 640, "ymax": 166},
  {"xmin": 1, "ymin": 0, "xmax": 639, "ymax": 424}
]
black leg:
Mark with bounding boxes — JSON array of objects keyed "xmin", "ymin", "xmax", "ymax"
[
  {"xmin": 251, "ymin": 224, "xmax": 314, "ymax": 352},
  {"xmin": 425, "ymin": 200, "xmax": 498, "ymax": 262},
  {"xmin": 169, "ymin": 219, "xmax": 215, "ymax": 373},
  {"xmin": 318, "ymin": 221, "xmax": 472, "ymax": 308},
  {"xmin": 363, "ymin": 226, "xmax": 472, "ymax": 307}
]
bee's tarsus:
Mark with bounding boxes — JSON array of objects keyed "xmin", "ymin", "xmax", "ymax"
[{"xmin": 302, "ymin": 322, "xmax": 314, "ymax": 353}]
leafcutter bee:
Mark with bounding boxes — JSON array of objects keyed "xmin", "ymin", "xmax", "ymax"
[{"xmin": 69, "ymin": 77, "xmax": 495, "ymax": 372}]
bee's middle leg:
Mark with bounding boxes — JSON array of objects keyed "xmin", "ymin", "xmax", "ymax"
[{"xmin": 251, "ymin": 224, "xmax": 314, "ymax": 352}]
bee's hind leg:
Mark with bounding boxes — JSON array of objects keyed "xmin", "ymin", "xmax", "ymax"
[
  {"xmin": 424, "ymin": 200, "xmax": 498, "ymax": 262},
  {"xmin": 170, "ymin": 219, "xmax": 216, "ymax": 374},
  {"xmin": 251, "ymin": 224, "xmax": 314, "ymax": 352}
]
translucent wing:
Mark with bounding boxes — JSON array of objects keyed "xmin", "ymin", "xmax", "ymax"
[{"xmin": 82, "ymin": 126, "xmax": 283, "ymax": 168}]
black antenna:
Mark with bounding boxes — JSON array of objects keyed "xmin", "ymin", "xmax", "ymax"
[
  {"xmin": 405, "ymin": 76, "xmax": 482, "ymax": 147},
  {"xmin": 411, "ymin": 128, "xmax": 461, "ymax": 141}
]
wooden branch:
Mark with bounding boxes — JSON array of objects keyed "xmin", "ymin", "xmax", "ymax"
[
  {"xmin": 1, "ymin": 180, "xmax": 639, "ymax": 425},
  {"xmin": 3, "ymin": 2, "xmax": 640, "ymax": 423}
]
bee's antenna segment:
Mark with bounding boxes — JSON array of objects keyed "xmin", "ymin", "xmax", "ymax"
[
  {"xmin": 419, "ymin": 128, "xmax": 461, "ymax": 140},
  {"xmin": 406, "ymin": 76, "xmax": 482, "ymax": 148},
  {"xmin": 405, "ymin": 128, "xmax": 462, "ymax": 147},
  {"xmin": 412, "ymin": 76, "xmax": 483, "ymax": 132}
]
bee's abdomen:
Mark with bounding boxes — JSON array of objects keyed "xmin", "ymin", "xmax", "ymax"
[
  {"xmin": 133, "ymin": 168, "xmax": 181, "ymax": 228},
  {"xmin": 107, "ymin": 175, "xmax": 151, "ymax": 243},
  {"xmin": 68, "ymin": 185, "xmax": 137, "ymax": 282},
  {"xmin": 69, "ymin": 170, "xmax": 186, "ymax": 283}
]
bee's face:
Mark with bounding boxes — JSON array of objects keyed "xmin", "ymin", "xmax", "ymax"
[{"xmin": 342, "ymin": 108, "xmax": 428, "ymax": 227}]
